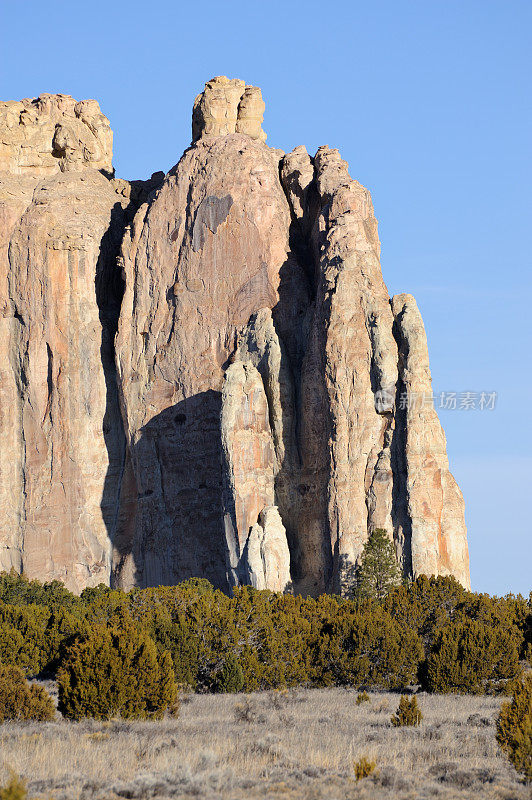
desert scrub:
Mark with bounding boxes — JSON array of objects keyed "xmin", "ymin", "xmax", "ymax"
[
  {"xmin": 354, "ymin": 756, "xmax": 377, "ymax": 780},
  {"xmin": 391, "ymin": 695, "xmax": 422, "ymax": 727},
  {"xmin": 426, "ymin": 618, "xmax": 520, "ymax": 693},
  {"xmin": 211, "ymin": 653, "xmax": 244, "ymax": 693},
  {"xmin": 0, "ymin": 773, "xmax": 27, "ymax": 800},
  {"xmin": 0, "ymin": 663, "xmax": 55, "ymax": 722},
  {"xmin": 496, "ymin": 672, "xmax": 532, "ymax": 782},
  {"xmin": 234, "ymin": 697, "xmax": 264, "ymax": 724},
  {"xmin": 356, "ymin": 691, "xmax": 370, "ymax": 705},
  {"xmin": 57, "ymin": 608, "xmax": 177, "ymax": 720}
]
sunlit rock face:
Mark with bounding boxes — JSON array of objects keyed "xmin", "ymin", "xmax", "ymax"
[
  {"xmin": 0, "ymin": 93, "xmax": 159, "ymax": 591},
  {"xmin": 0, "ymin": 79, "xmax": 470, "ymax": 593}
]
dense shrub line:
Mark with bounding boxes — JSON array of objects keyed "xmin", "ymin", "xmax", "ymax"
[{"xmin": 0, "ymin": 570, "xmax": 529, "ymax": 711}]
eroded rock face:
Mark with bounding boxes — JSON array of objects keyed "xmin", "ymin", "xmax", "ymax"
[
  {"xmin": 244, "ymin": 506, "xmax": 291, "ymax": 592},
  {"xmin": 192, "ymin": 76, "xmax": 266, "ymax": 142},
  {"xmin": 0, "ymin": 79, "xmax": 470, "ymax": 593},
  {"xmin": 0, "ymin": 94, "xmax": 154, "ymax": 591},
  {"xmin": 391, "ymin": 294, "xmax": 470, "ymax": 586},
  {"xmin": 0, "ymin": 94, "xmax": 113, "ymax": 175},
  {"xmin": 113, "ymin": 132, "xmax": 290, "ymax": 590}
]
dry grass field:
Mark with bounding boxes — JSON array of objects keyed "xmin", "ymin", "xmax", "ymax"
[{"xmin": 0, "ymin": 688, "xmax": 528, "ymax": 800}]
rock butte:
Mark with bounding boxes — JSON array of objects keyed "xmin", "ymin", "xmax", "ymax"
[{"xmin": 0, "ymin": 77, "xmax": 470, "ymax": 594}]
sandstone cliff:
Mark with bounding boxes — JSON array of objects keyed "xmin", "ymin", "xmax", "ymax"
[{"xmin": 0, "ymin": 78, "xmax": 470, "ymax": 593}]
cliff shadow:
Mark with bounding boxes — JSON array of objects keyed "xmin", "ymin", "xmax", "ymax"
[
  {"xmin": 110, "ymin": 391, "xmax": 233, "ymax": 593},
  {"xmin": 95, "ymin": 201, "xmax": 129, "ymax": 573}
]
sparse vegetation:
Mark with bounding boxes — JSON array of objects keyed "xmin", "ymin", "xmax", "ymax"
[
  {"xmin": 391, "ymin": 695, "xmax": 422, "ymax": 727},
  {"xmin": 354, "ymin": 755, "xmax": 377, "ymax": 780},
  {"xmin": 0, "ymin": 773, "xmax": 26, "ymax": 800},
  {"xmin": 356, "ymin": 690, "xmax": 370, "ymax": 705},
  {"xmin": 496, "ymin": 672, "xmax": 532, "ymax": 782},
  {"xmin": 0, "ymin": 690, "xmax": 528, "ymax": 800}
]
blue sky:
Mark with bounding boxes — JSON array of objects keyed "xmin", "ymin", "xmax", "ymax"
[{"xmin": 2, "ymin": 0, "xmax": 530, "ymax": 595}]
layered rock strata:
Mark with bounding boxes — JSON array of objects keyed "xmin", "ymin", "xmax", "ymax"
[{"xmin": 0, "ymin": 79, "xmax": 470, "ymax": 593}]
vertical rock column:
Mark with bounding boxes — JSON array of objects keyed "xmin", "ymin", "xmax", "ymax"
[
  {"xmin": 392, "ymin": 294, "xmax": 470, "ymax": 587},
  {"xmin": 0, "ymin": 94, "xmax": 128, "ymax": 591},
  {"xmin": 114, "ymin": 80, "xmax": 291, "ymax": 589},
  {"xmin": 292, "ymin": 147, "xmax": 398, "ymax": 594}
]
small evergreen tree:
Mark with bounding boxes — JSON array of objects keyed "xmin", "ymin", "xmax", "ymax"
[
  {"xmin": 355, "ymin": 528, "xmax": 401, "ymax": 601},
  {"xmin": 496, "ymin": 673, "xmax": 532, "ymax": 782},
  {"xmin": 213, "ymin": 654, "xmax": 245, "ymax": 693},
  {"xmin": 57, "ymin": 609, "xmax": 177, "ymax": 720},
  {"xmin": 0, "ymin": 662, "xmax": 55, "ymax": 722},
  {"xmin": 391, "ymin": 695, "xmax": 422, "ymax": 727}
]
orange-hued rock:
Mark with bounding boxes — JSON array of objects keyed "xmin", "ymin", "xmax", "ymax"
[
  {"xmin": 3, "ymin": 169, "xmax": 130, "ymax": 590},
  {"xmin": 0, "ymin": 79, "xmax": 470, "ymax": 593}
]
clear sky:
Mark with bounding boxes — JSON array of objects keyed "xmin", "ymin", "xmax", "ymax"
[{"xmin": 2, "ymin": 0, "xmax": 530, "ymax": 596}]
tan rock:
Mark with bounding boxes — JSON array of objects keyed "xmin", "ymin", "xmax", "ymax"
[
  {"xmin": 221, "ymin": 359, "xmax": 275, "ymax": 582},
  {"xmin": 235, "ymin": 86, "xmax": 267, "ymax": 141},
  {"xmin": 192, "ymin": 77, "xmax": 266, "ymax": 142},
  {"xmin": 391, "ymin": 293, "xmax": 470, "ymax": 588},
  {"xmin": 0, "ymin": 80, "xmax": 470, "ymax": 594},
  {"xmin": 295, "ymin": 145, "xmax": 400, "ymax": 594},
  {"xmin": 0, "ymin": 173, "xmax": 36, "ymax": 573},
  {"xmin": 0, "ymin": 94, "xmax": 135, "ymax": 591},
  {"xmin": 4, "ymin": 169, "xmax": 129, "ymax": 591},
  {"xmin": 221, "ymin": 309, "xmax": 299, "ymax": 587},
  {"xmin": 0, "ymin": 94, "xmax": 113, "ymax": 175},
  {"xmin": 244, "ymin": 506, "xmax": 291, "ymax": 591},
  {"xmin": 114, "ymin": 132, "xmax": 290, "ymax": 590}
]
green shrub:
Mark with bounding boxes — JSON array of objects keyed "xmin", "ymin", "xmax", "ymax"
[
  {"xmin": 57, "ymin": 609, "xmax": 177, "ymax": 720},
  {"xmin": 0, "ymin": 570, "xmax": 528, "ymax": 705},
  {"xmin": 354, "ymin": 756, "xmax": 377, "ymax": 780},
  {"xmin": 311, "ymin": 605, "xmax": 423, "ymax": 689},
  {"xmin": 496, "ymin": 673, "xmax": 532, "ymax": 782},
  {"xmin": 212, "ymin": 654, "xmax": 245, "ymax": 693},
  {"xmin": 391, "ymin": 695, "xmax": 422, "ymax": 727},
  {"xmin": 0, "ymin": 570, "xmax": 79, "ymax": 610},
  {"xmin": 356, "ymin": 691, "xmax": 370, "ymax": 705},
  {"xmin": 0, "ymin": 605, "xmax": 48, "ymax": 676},
  {"xmin": 426, "ymin": 617, "xmax": 519, "ymax": 693},
  {"xmin": 0, "ymin": 663, "xmax": 55, "ymax": 722},
  {"xmin": 0, "ymin": 773, "xmax": 27, "ymax": 800}
]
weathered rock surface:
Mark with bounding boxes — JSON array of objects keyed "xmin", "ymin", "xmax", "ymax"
[
  {"xmin": 0, "ymin": 79, "xmax": 470, "ymax": 593},
  {"xmin": 0, "ymin": 94, "xmax": 113, "ymax": 175},
  {"xmin": 244, "ymin": 506, "xmax": 291, "ymax": 591},
  {"xmin": 192, "ymin": 77, "xmax": 266, "ymax": 142},
  {"xmin": 114, "ymin": 131, "xmax": 290, "ymax": 590},
  {"xmin": 391, "ymin": 294, "xmax": 470, "ymax": 587},
  {"xmin": 0, "ymin": 94, "xmax": 159, "ymax": 590}
]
